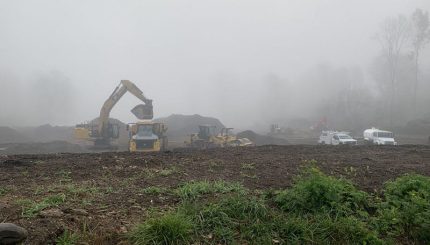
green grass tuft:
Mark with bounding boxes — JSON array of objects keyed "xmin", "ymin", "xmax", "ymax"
[
  {"xmin": 142, "ymin": 186, "xmax": 170, "ymax": 195},
  {"xmin": 175, "ymin": 180, "xmax": 247, "ymax": 201},
  {"xmin": 56, "ymin": 230, "xmax": 80, "ymax": 245},
  {"xmin": 20, "ymin": 193, "xmax": 66, "ymax": 218},
  {"xmin": 129, "ymin": 212, "xmax": 193, "ymax": 245}
]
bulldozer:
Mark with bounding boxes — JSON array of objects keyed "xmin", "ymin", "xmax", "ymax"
[
  {"xmin": 74, "ymin": 80, "xmax": 167, "ymax": 152},
  {"xmin": 187, "ymin": 125, "xmax": 254, "ymax": 149}
]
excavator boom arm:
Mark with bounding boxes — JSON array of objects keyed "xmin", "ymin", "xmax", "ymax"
[{"xmin": 98, "ymin": 80, "xmax": 153, "ymax": 138}]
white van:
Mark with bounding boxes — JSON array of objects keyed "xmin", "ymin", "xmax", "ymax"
[
  {"xmin": 363, "ymin": 128, "xmax": 397, "ymax": 145},
  {"xmin": 318, "ymin": 131, "xmax": 357, "ymax": 145}
]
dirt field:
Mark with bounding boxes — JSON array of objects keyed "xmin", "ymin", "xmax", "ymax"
[{"xmin": 1, "ymin": 145, "xmax": 430, "ymax": 244}]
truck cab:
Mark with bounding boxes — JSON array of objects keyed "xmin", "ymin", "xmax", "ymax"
[{"xmin": 363, "ymin": 128, "xmax": 397, "ymax": 145}]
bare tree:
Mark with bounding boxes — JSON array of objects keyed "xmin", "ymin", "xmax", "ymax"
[
  {"xmin": 376, "ymin": 15, "xmax": 411, "ymax": 128},
  {"xmin": 411, "ymin": 9, "xmax": 430, "ymax": 116}
]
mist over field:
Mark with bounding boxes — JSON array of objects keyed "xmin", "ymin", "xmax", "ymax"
[{"xmin": 0, "ymin": 0, "xmax": 429, "ymax": 132}]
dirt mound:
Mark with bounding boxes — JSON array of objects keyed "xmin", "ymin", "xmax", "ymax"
[
  {"xmin": 155, "ymin": 114, "xmax": 225, "ymax": 139},
  {"xmin": 0, "ymin": 141, "xmax": 85, "ymax": 155},
  {"xmin": 0, "ymin": 127, "xmax": 29, "ymax": 144},
  {"xmin": 17, "ymin": 124, "xmax": 74, "ymax": 143},
  {"xmin": 237, "ymin": 130, "xmax": 288, "ymax": 146}
]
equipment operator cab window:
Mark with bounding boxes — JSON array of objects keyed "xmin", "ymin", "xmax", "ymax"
[{"xmin": 137, "ymin": 124, "xmax": 154, "ymax": 137}]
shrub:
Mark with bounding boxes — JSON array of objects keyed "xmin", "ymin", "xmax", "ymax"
[
  {"xmin": 376, "ymin": 174, "xmax": 430, "ymax": 242},
  {"xmin": 273, "ymin": 213, "xmax": 382, "ymax": 244},
  {"xmin": 274, "ymin": 167, "xmax": 369, "ymax": 217},
  {"xmin": 129, "ymin": 213, "xmax": 193, "ymax": 245}
]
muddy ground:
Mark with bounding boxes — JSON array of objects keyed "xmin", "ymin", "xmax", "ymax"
[{"xmin": 1, "ymin": 145, "xmax": 430, "ymax": 244}]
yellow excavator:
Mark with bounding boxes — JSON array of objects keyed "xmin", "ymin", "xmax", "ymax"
[{"xmin": 74, "ymin": 80, "xmax": 167, "ymax": 152}]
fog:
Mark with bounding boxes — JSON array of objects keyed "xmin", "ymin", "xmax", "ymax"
[{"xmin": 1, "ymin": 0, "xmax": 429, "ymax": 132}]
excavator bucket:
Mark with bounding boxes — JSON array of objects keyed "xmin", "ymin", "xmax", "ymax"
[{"xmin": 131, "ymin": 103, "xmax": 154, "ymax": 120}]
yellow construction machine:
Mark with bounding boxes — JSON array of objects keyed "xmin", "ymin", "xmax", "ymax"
[
  {"xmin": 187, "ymin": 125, "xmax": 254, "ymax": 149},
  {"xmin": 127, "ymin": 121, "xmax": 168, "ymax": 152},
  {"xmin": 75, "ymin": 80, "xmax": 167, "ymax": 152}
]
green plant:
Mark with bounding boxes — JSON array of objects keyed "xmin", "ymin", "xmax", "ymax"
[
  {"xmin": 275, "ymin": 167, "xmax": 369, "ymax": 217},
  {"xmin": 142, "ymin": 186, "xmax": 170, "ymax": 195},
  {"xmin": 21, "ymin": 193, "xmax": 66, "ymax": 218},
  {"xmin": 56, "ymin": 230, "xmax": 80, "ymax": 245},
  {"xmin": 189, "ymin": 195, "xmax": 271, "ymax": 244},
  {"xmin": 376, "ymin": 174, "xmax": 430, "ymax": 242},
  {"xmin": 0, "ymin": 187, "xmax": 7, "ymax": 196},
  {"xmin": 65, "ymin": 184, "xmax": 100, "ymax": 199},
  {"xmin": 175, "ymin": 180, "xmax": 247, "ymax": 201},
  {"xmin": 129, "ymin": 213, "xmax": 193, "ymax": 245},
  {"xmin": 57, "ymin": 170, "xmax": 72, "ymax": 183}
]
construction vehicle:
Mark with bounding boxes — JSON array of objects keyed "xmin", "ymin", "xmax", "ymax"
[
  {"xmin": 363, "ymin": 128, "xmax": 397, "ymax": 145},
  {"xmin": 127, "ymin": 121, "xmax": 168, "ymax": 152},
  {"xmin": 318, "ymin": 131, "xmax": 357, "ymax": 145},
  {"xmin": 74, "ymin": 80, "xmax": 154, "ymax": 149},
  {"xmin": 187, "ymin": 125, "xmax": 253, "ymax": 149}
]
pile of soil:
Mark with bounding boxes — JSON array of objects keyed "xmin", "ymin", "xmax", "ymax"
[
  {"xmin": 155, "ymin": 114, "xmax": 225, "ymax": 145},
  {"xmin": 0, "ymin": 127, "xmax": 29, "ymax": 144},
  {"xmin": 237, "ymin": 130, "xmax": 288, "ymax": 145},
  {"xmin": 17, "ymin": 124, "xmax": 74, "ymax": 143},
  {"xmin": 0, "ymin": 141, "xmax": 85, "ymax": 155},
  {"xmin": 0, "ymin": 145, "xmax": 429, "ymax": 244}
]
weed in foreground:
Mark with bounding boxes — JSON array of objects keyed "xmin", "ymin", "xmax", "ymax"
[
  {"xmin": 129, "ymin": 212, "xmax": 193, "ymax": 245},
  {"xmin": 274, "ymin": 166, "xmax": 370, "ymax": 217},
  {"xmin": 142, "ymin": 186, "xmax": 171, "ymax": 195},
  {"xmin": 375, "ymin": 174, "xmax": 430, "ymax": 242},
  {"xmin": 20, "ymin": 193, "xmax": 66, "ymax": 218},
  {"xmin": 56, "ymin": 230, "xmax": 80, "ymax": 245},
  {"xmin": 175, "ymin": 180, "xmax": 247, "ymax": 201},
  {"xmin": 0, "ymin": 187, "xmax": 8, "ymax": 196}
]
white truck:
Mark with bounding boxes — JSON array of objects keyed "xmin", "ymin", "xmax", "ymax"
[
  {"xmin": 318, "ymin": 131, "xmax": 357, "ymax": 145},
  {"xmin": 363, "ymin": 128, "xmax": 397, "ymax": 145}
]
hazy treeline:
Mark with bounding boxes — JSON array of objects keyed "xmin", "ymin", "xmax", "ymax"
[{"xmin": 254, "ymin": 8, "xmax": 430, "ymax": 132}]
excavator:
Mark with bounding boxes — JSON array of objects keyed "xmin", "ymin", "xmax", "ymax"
[
  {"xmin": 74, "ymin": 80, "xmax": 167, "ymax": 152},
  {"xmin": 187, "ymin": 125, "xmax": 254, "ymax": 149}
]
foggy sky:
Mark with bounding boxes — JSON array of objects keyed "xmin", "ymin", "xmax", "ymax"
[{"xmin": 0, "ymin": 0, "xmax": 429, "ymax": 130}]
